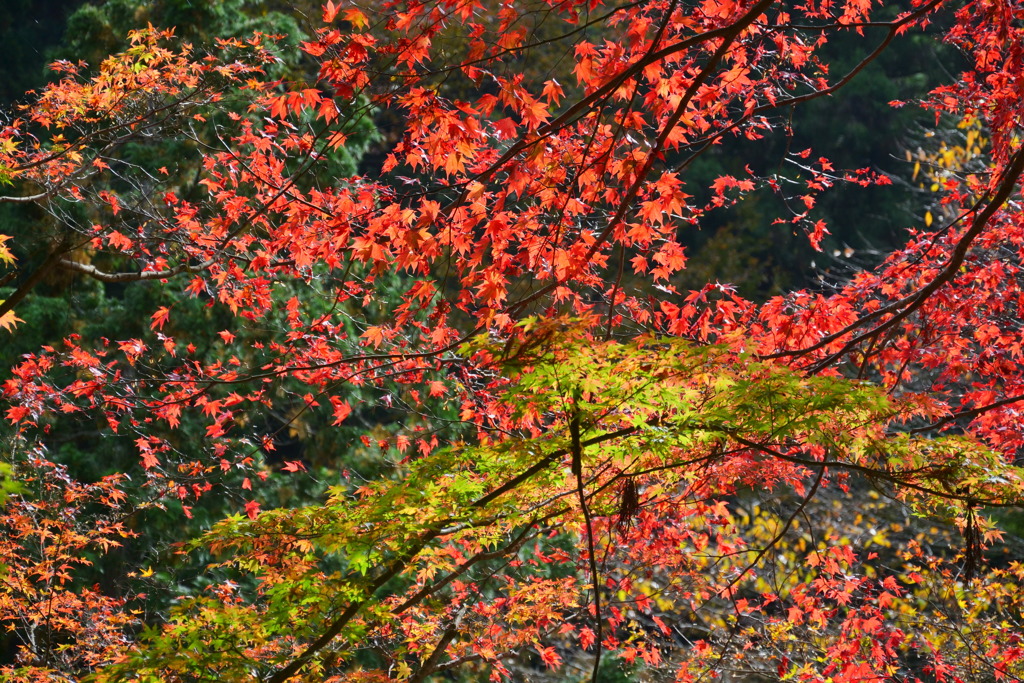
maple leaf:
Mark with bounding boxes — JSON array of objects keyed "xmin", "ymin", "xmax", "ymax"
[
  {"xmin": 711, "ymin": 175, "xmax": 737, "ymax": 195},
  {"xmin": 6, "ymin": 405, "xmax": 30, "ymax": 423},
  {"xmin": 0, "ymin": 234, "xmax": 14, "ymax": 265},
  {"xmin": 808, "ymin": 219, "xmax": 829, "ymax": 251},
  {"xmin": 137, "ymin": 439, "xmax": 159, "ymax": 470},
  {"xmin": 330, "ymin": 397, "xmax": 352, "ymax": 425},
  {"xmin": 519, "ymin": 98, "xmax": 550, "ymax": 130},
  {"xmin": 343, "ymin": 8, "xmax": 368, "ymax": 28},
  {"xmin": 0, "ymin": 306, "xmax": 22, "ymax": 332},
  {"xmin": 150, "ymin": 307, "xmax": 171, "ymax": 331},
  {"xmin": 493, "ymin": 117, "xmax": 518, "ymax": 140},
  {"xmin": 362, "ymin": 326, "xmax": 386, "ymax": 348},
  {"xmin": 541, "ymin": 79, "xmax": 564, "ymax": 105},
  {"xmin": 536, "ymin": 646, "xmax": 561, "ymax": 669},
  {"xmin": 579, "ymin": 627, "xmax": 596, "ymax": 650},
  {"xmin": 323, "ymin": 0, "xmax": 339, "ymax": 23}
]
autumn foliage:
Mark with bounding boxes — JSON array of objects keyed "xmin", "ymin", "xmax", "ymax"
[{"xmin": 2, "ymin": 0, "xmax": 1024, "ymax": 680}]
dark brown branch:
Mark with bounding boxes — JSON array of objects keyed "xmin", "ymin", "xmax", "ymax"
[
  {"xmin": 0, "ymin": 246, "xmax": 71, "ymax": 321},
  {"xmin": 265, "ymin": 420, "xmax": 646, "ymax": 681},
  {"xmin": 909, "ymin": 393, "xmax": 1024, "ymax": 435},
  {"xmin": 470, "ymin": 424, "xmax": 640, "ymax": 509},
  {"xmin": 715, "ymin": 466, "xmax": 826, "ymax": 597},
  {"xmin": 507, "ymin": 0, "xmax": 776, "ymax": 315},
  {"xmin": 391, "ymin": 523, "xmax": 539, "ymax": 615},
  {"xmin": 804, "ymin": 146, "xmax": 1024, "ymax": 373},
  {"xmin": 407, "ymin": 625, "xmax": 460, "ymax": 683},
  {"xmin": 264, "ymin": 527, "xmax": 446, "ymax": 683},
  {"xmin": 726, "ymin": 432, "xmax": 1023, "ymax": 507},
  {"xmin": 673, "ymin": 0, "xmax": 946, "ymax": 180}
]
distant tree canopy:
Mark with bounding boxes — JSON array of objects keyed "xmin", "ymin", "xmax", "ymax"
[{"xmin": 0, "ymin": 0, "xmax": 85, "ymax": 106}]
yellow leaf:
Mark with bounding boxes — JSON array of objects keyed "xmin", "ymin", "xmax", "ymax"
[
  {"xmin": 0, "ymin": 308, "xmax": 23, "ymax": 332},
  {"xmin": 0, "ymin": 234, "xmax": 13, "ymax": 265}
]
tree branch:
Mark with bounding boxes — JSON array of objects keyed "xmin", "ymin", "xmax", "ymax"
[{"xmin": 58, "ymin": 258, "xmax": 214, "ymax": 283}]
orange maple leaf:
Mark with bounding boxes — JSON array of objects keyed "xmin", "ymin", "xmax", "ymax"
[{"xmin": 0, "ymin": 307, "xmax": 22, "ymax": 332}]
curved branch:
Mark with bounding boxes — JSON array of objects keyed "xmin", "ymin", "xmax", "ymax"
[
  {"xmin": 909, "ymin": 393, "xmax": 1024, "ymax": 435},
  {"xmin": 0, "ymin": 245, "xmax": 72, "ymax": 321},
  {"xmin": 507, "ymin": 0, "xmax": 777, "ymax": 315},
  {"xmin": 804, "ymin": 146, "xmax": 1024, "ymax": 373},
  {"xmin": 58, "ymin": 258, "xmax": 214, "ymax": 283},
  {"xmin": 0, "ymin": 191, "xmax": 50, "ymax": 204}
]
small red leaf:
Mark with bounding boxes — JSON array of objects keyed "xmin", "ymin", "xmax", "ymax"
[{"xmin": 330, "ymin": 397, "xmax": 352, "ymax": 425}]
